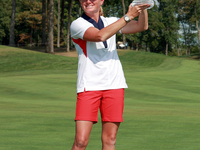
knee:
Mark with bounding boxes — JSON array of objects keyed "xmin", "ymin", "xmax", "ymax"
[
  {"xmin": 74, "ymin": 136, "xmax": 89, "ymax": 148},
  {"xmin": 102, "ymin": 134, "xmax": 117, "ymax": 147}
]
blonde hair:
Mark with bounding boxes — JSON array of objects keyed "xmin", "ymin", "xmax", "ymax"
[{"xmin": 99, "ymin": 6, "xmax": 104, "ymax": 16}]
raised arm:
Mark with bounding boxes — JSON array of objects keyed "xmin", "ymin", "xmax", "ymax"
[
  {"xmin": 83, "ymin": 4, "xmax": 150, "ymax": 42},
  {"xmin": 121, "ymin": 8, "xmax": 149, "ymax": 34}
]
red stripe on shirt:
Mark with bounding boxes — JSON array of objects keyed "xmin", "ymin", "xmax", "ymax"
[{"xmin": 72, "ymin": 38, "xmax": 87, "ymax": 57}]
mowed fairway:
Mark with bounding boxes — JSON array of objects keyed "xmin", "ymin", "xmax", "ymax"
[{"xmin": 0, "ymin": 45, "xmax": 200, "ymax": 150}]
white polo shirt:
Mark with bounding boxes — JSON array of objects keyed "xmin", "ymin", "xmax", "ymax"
[{"xmin": 70, "ymin": 13, "xmax": 128, "ymax": 93}]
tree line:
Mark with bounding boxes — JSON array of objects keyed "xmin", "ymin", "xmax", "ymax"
[{"xmin": 0, "ymin": 0, "xmax": 200, "ymax": 56}]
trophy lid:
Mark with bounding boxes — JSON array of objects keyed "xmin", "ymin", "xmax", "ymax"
[{"xmin": 131, "ymin": 0, "xmax": 159, "ymax": 9}]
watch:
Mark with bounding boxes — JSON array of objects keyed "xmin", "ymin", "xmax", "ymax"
[{"xmin": 124, "ymin": 15, "xmax": 131, "ymax": 23}]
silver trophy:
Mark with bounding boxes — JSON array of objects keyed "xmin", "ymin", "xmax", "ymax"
[{"xmin": 131, "ymin": 0, "xmax": 159, "ymax": 9}]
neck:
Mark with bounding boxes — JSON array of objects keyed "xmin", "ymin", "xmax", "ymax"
[{"xmin": 85, "ymin": 11, "xmax": 100, "ymax": 23}]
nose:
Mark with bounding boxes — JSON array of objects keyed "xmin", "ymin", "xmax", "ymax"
[
  {"xmin": 82, "ymin": 0, "xmax": 90, "ymax": 2},
  {"xmin": 85, "ymin": 0, "xmax": 93, "ymax": 3}
]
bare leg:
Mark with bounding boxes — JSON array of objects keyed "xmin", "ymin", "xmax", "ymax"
[
  {"xmin": 71, "ymin": 121, "xmax": 94, "ymax": 150},
  {"xmin": 101, "ymin": 122, "xmax": 120, "ymax": 150}
]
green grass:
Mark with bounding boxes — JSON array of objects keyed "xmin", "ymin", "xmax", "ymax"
[
  {"xmin": 0, "ymin": 45, "xmax": 77, "ymax": 74},
  {"xmin": 0, "ymin": 45, "xmax": 200, "ymax": 150}
]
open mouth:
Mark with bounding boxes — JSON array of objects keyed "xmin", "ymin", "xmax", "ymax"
[{"xmin": 86, "ymin": 5, "xmax": 94, "ymax": 9}]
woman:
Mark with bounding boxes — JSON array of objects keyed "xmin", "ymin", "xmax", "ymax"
[{"xmin": 70, "ymin": 0, "xmax": 150, "ymax": 149}]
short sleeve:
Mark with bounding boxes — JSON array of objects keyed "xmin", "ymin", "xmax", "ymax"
[
  {"xmin": 100, "ymin": 16, "xmax": 119, "ymax": 25},
  {"xmin": 70, "ymin": 18, "xmax": 94, "ymax": 40}
]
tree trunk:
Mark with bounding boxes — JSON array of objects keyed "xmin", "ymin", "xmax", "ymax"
[
  {"xmin": 194, "ymin": 3, "xmax": 200, "ymax": 53},
  {"xmin": 136, "ymin": 43, "xmax": 138, "ymax": 51},
  {"xmin": 60, "ymin": 0, "xmax": 64, "ymax": 40},
  {"xmin": 57, "ymin": 0, "xmax": 60, "ymax": 48},
  {"xmin": 122, "ymin": 0, "xmax": 126, "ymax": 45},
  {"xmin": 66, "ymin": 0, "xmax": 74, "ymax": 52},
  {"xmin": 30, "ymin": 28, "xmax": 33, "ymax": 47},
  {"xmin": 177, "ymin": 48, "xmax": 179, "ymax": 56},
  {"xmin": 49, "ymin": 0, "xmax": 54, "ymax": 53},
  {"xmin": 188, "ymin": 35, "xmax": 191, "ymax": 55},
  {"xmin": 188, "ymin": 46, "xmax": 191, "ymax": 55},
  {"xmin": 165, "ymin": 43, "xmax": 168, "ymax": 55},
  {"xmin": 42, "ymin": 0, "xmax": 46, "ymax": 46},
  {"xmin": 9, "ymin": 0, "xmax": 16, "ymax": 47},
  {"xmin": 177, "ymin": 44, "xmax": 180, "ymax": 56},
  {"xmin": 46, "ymin": 0, "xmax": 50, "ymax": 52},
  {"xmin": 196, "ymin": 20, "xmax": 200, "ymax": 53},
  {"xmin": 181, "ymin": 22, "xmax": 187, "ymax": 54},
  {"xmin": 188, "ymin": 23, "xmax": 191, "ymax": 55},
  {"xmin": 146, "ymin": 43, "xmax": 148, "ymax": 52}
]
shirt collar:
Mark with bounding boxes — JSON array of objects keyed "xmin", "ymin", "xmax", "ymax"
[{"xmin": 81, "ymin": 13, "xmax": 108, "ymax": 48}]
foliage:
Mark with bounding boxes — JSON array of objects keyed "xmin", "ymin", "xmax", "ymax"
[
  {"xmin": 0, "ymin": 0, "xmax": 12, "ymax": 44},
  {"xmin": 177, "ymin": 0, "xmax": 200, "ymax": 54},
  {"xmin": 0, "ymin": 0, "xmax": 199, "ymax": 55},
  {"xmin": 15, "ymin": 1, "xmax": 42, "ymax": 44}
]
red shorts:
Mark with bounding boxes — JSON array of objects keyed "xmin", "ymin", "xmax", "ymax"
[{"xmin": 75, "ymin": 89, "xmax": 124, "ymax": 123}]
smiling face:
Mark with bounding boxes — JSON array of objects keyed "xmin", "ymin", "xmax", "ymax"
[{"xmin": 79, "ymin": 0, "xmax": 104, "ymax": 16}]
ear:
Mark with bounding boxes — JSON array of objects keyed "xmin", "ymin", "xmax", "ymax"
[{"xmin": 100, "ymin": 0, "xmax": 104, "ymax": 5}]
